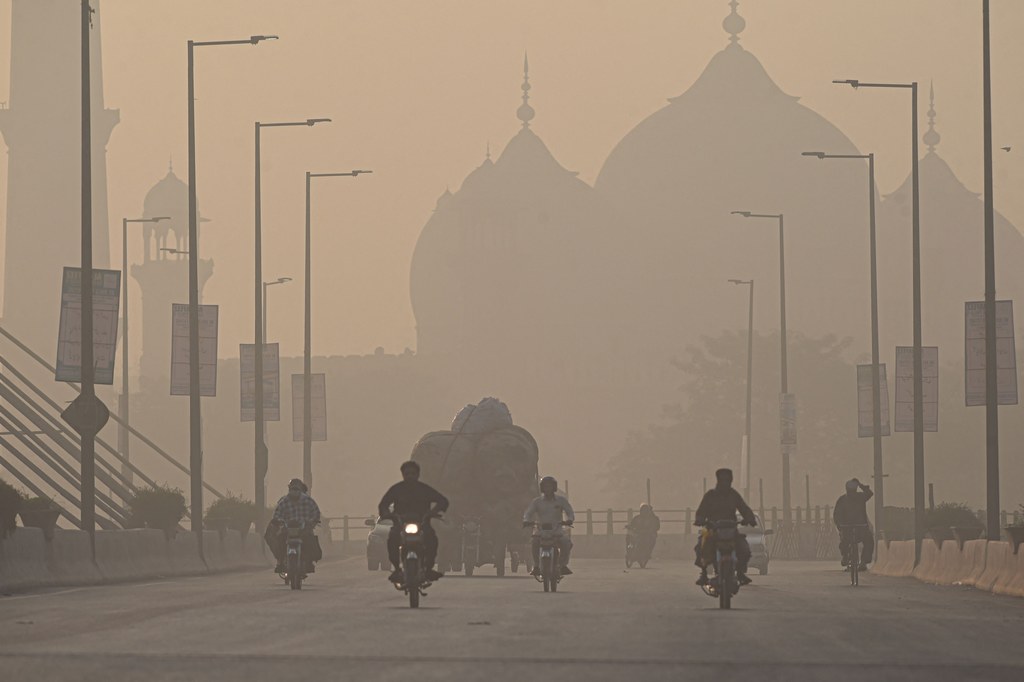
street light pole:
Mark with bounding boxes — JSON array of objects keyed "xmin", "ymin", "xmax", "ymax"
[
  {"xmin": 982, "ymin": 0, "xmax": 1000, "ymax": 541},
  {"xmin": 262, "ymin": 277, "xmax": 292, "ymax": 344},
  {"xmin": 801, "ymin": 151, "xmax": 884, "ymax": 534},
  {"xmin": 79, "ymin": 0, "xmax": 96, "ymax": 550},
  {"xmin": 834, "ymin": 78, "xmax": 923, "ymax": 563},
  {"xmin": 303, "ymin": 169, "xmax": 371, "ymax": 490},
  {"xmin": 121, "ymin": 216, "xmax": 168, "ymax": 488},
  {"xmin": 188, "ymin": 34, "xmax": 276, "ymax": 557},
  {"xmin": 729, "ymin": 279, "xmax": 754, "ymax": 501},
  {"xmin": 254, "ymin": 118, "xmax": 330, "ymax": 522},
  {"xmin": 731, "ymin": 212, "xmax": 790, "ymax": 522}
]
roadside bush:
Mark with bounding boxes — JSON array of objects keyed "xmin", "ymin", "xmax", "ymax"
[
  {"xmin": 925, "ymin": 502, "xmax": 982, "ymax": 529},
  {"xmin": 205, "ymin": 494, "xmax": 260, "ymax": 533},
  {"xmin": 21, "ymin": 495, "xmax": 59, "ymax": 511},
  {"xmin": 0, "ymin": 478, "xmax": 25, "ymax": 538},
  {"xmin": 127, "ymin": 484, "xmax": 186, "ymax": 532}
]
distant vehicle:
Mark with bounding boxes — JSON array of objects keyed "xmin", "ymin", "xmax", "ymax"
[
  {"xmin": 365, "ymin": 516, "xmax": 392, "ymax": 571},
  {"xmin": 747, "ymin": 514, "xmax": 773, "ymax": 576}
]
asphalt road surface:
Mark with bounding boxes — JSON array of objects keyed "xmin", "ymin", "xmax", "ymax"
[{"xmin": 2, "ymin": 557, "xmax": 1022, "ymax": 682}]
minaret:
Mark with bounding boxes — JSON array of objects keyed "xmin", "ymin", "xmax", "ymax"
[
  {"xmin": 923, "ymin": 81, "xmax": 941, "ymax": 154},
  {"xmin": 0, "ymin": 0, "xmax": 118, "ymax": 357}
]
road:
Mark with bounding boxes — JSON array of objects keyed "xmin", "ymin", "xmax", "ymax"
[{"xmin": 1, "ymin": 557, "xmax": 1022, "ymax": 682}]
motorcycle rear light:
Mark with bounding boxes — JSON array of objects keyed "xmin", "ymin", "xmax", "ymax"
[{"xmin": 404, "ymin": 523, "xmax": 419, "ymax": 534}]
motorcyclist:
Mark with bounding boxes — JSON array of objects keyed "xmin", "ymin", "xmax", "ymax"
[
  {"xmin": 523, "ymin": 476, "xmax": 575, "ymax": 576},
  {"xmin": 625, "ymin": 503, "xmax": 661, "ymax": 560},
  {"xmin": 694, "ymin": 468, "xmax": 756, "ymax": 586},
  {"xmin": 833, "ymin": 478, "xmax": 874, "ymax": 569},
  {"xmin": 378, "ymin": 460, "xmax": 449, "ymax": 584},
  {"xmin": 266, "ymin": 478, "xmax": 321, "ymax": 573}
]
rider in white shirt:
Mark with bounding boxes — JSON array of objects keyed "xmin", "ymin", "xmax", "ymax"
[{"xmin": 523, "ymin": 476, "xmax": 575, "ymax": 576}]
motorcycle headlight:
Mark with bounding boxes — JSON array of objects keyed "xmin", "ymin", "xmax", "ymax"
[{"xmin": 404, "ymin": 523, "xmax": 419, "ymax": 534}]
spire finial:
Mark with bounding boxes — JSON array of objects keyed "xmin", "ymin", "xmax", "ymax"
[
  {"xmin": 486, "ymin": 141, "xmax": 491, "ymax": 161},
  {"xmin": 723, "ymin": 0, "xmax": 746, "ymax": 45},
  {"xmin": 923, "ymin": 80, "xmax": 941, "ymax": 153},
  {"xmin": 168, "ymin": 155, "xmax": 174, "ymax": 173},
  {"xmin": 516, "ymin": 52, "xmax": 535, "ymax": 129}
]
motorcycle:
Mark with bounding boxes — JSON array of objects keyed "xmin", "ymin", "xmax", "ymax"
[
  {"xmin": 699, "ymin": 520, "xmax": 741, "ymax": 609},
  {"xmin": 394, "ymin": 513, "xmax": 437, "ymax": 608},
  {"xmin": 528, "ymin": 521, "xmax": 571, "ymax": 593},
  {"xmin": 625, "ymin": 526, "xmax": 655, "ymax": 569},
  {"xmin": 279, "ymin": 520, "xmax": 313, "ymax": 590}
]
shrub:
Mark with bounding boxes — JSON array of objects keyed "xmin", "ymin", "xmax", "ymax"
[
  {"xmin": 925, "ymin": 502, "xmax": 982, "ymax": 529},
  {"xmin": 21, "ymin": 495, "xmax": 59, "ymax": 512},
  {"xmin": 205, "ymin": 494, "xmax": 260, "ymax": 533},
  {"xmin": 0, "ymin": 478, "xmax": 25, "ymax": 538},
  {"xmin": 127, "ymin": 484, "xmax": 186, "ymax": 531}
]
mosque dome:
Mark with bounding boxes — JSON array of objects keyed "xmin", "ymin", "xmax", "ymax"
[
  {"xmin": 595, "ymin": 1, "xmax": 874, "ymax": 361},
  {"xmin": 410, "ymin": 57, "xmax": 623, "ymax": 367},
  {"xmin": 876, "ymin": 83, "xmax": 1024, "ymax": 358}
]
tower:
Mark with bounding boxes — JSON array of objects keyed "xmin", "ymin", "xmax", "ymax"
[{"xmin": 0, "ymin": 0, "xmax": 118, "ymax": 357}]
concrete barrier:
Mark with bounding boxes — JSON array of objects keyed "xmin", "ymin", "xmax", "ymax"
[
  {"xmin": 996, "ymin": 547, "xmax": 1024, "ymax": 598},
  {"xmin": 912, "ymin": 540, "xmax": 943, "ymax": 583},
  {"xmin": 95, "ymin": 529, "xmax": 170, "ymax": 581},
  {"xmin": 871, "ymin": 540, "xmax": 890, "ymax": 574},
  {"xmin": 933, "ymin": 539, "xmax": 968, "ymax": 585},
  {"xmin": 989, "ymin": 542, "xmax": 1020, "ymax": 597},
  {"xmin": 0, "ymin": 527, "xmax": 51, "ymax": 591},
  {"xmin": 975, "ymin": 541, "xmax": 1011, "ymax": 592},
  {"xmin": 960, "ymin": 539, "xmax": 988, "ymax": 587},
  {"xmin": 874, "ymin": 540, "xmax": 914, "ymax": 577},
  {"xmin": 46, "ymin": 529, "xmax": 102, "ymax": 585},
  {"xmin": 167, "ymin": 532, "xmax": 208, "ymax": 575}
]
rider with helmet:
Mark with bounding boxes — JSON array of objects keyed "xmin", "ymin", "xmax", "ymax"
[
  {"xmin": 625, "ymin": 503, "xmax": 661, "ymax": 560},
  {"xmin": 833, "ymin": 478, "xmax": 874, "ymax": 569},
  {"xmin": 523, "ymin": 476, "xmax": 575, "ymax": 576},
  {"xmin": 694, "ymin": 468, "xmax": 756, "ymax": 586},
  {"xmin": 266, "ymin": 478, "xmax": 322, "ymax": 573}
]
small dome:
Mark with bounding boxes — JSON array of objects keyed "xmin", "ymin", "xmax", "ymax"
[{"xmin": 143, "ymin": 168, "xmax": 189, "ymax": 220}]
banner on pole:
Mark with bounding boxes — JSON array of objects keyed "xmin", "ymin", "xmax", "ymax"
[
  {"xmin": 964, "ymin": 300, "xmax": 1018, "ymax": 406},
  {"xmin": 55, "ymin": 267, "xmax": 122, "ymax": 384},
  {"xmin": 780, "ymin": 393, "xmax": 797, "ymax": 446},
  {"xmin": 291, "ymin": 373, "xmax": 327, "ymax": 442},
  {"xmin": 894, "ymin": 346, "xmax": 938, "ymax": 432},
  {"xmin": 170, "ymin": 304, "xmax": 218, "ymax": 396},
  {"xmin": 240, "ymin": 343, "xmax": 281, "ymax": 421},
  {"xmin": 856, "ymin": 363, "xmax": 891, "ymax": 438}
]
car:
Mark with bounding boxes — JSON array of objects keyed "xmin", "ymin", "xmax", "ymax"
[
  {"xmin": 746, "ymin": 514, "xmax": 773, "ymax": 575},
  {"xmin": 365, "ymin": 516, "xmax": 392, "ymax": 571}
]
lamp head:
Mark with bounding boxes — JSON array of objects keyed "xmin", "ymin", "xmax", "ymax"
[
  {"xmin": 152, "ymin": 216, "xmax": 171, "ymax": 222},
  {"xmin": 801, "ymin": 151, "xmax": 826, "ymax": 159},
  {"xmin": 352, "ymin": 169, "xmax": 373, "ymax": 176},
  {"xmin": 832, "ymin": 79, "xmax": 860, "ymax": 89},
  {"xmin": 250, "ymin": 35, "xmax": 279, "ymax": 44},
  {"xmin": 731, "ymin": 211, "xmax": 752, "ymax": 218},
  {"xmin": 279, "ymin": 277, "xmax": 292, "ymax": 283},
  {"xmin": 306, "ymin": 118, "xmax": 331, "ymax": 126}
]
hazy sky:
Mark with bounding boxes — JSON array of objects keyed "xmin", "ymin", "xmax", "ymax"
[{"xmin": 1, "ymin": 0, "xmax": 1023, "ymax": 363}]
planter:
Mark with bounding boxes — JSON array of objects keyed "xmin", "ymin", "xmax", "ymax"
[
  {"xmin": 19, "ymin": 508, "xmax": 61, "ymax": 541},
  {"xmin": 951, "ymin": 526, "xmax": 984, "ymax": 549},
  {"xmin": 925, "ymin": 526, "xmax": 954, "ymax": 546},
  {"xmin": 1005, "ymin": 526, "xmax": 1024, "ymax": 554}
]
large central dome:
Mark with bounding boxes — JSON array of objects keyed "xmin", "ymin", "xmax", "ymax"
[{"xmin": 596, "ymin": 5, "xmax": 873, "ymax": 364}]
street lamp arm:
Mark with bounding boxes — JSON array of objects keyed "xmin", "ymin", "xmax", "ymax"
[
  {"xmin": 801, "ymin": 151, "xmax": 870, "ymax": 161},
  {"xmin": 192, "ymin": 36, "xmax": 277, "ymax": 48},
  {"xmin": 833, "ymin": 79, "xmax": 914, "ymax": 90},
  {"xmin": 308, "ymin": 169, "xmax": 374, "ymax": 178},
  {"xmin": 258, "ymin": 118, "xmax": 331, "ymax": 129},
  {"xmin": 733, "ymin": 211, "xmax": 781, "ymax": 220}
]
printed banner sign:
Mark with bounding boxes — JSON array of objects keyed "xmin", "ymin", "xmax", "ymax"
[
  {"xmin": 240, "ymin": 343, "xmax": 281, "ymax": 421},
  {"xmin": 55, "ymin": 267, "xmax": 121, "ymax": 384},
  {"xmin": 964, "ymin": 300, "xmax": 1018, "ymax": 406},
  {"xmin": 856, "ymin": 363, "xmax": 891, "ymax": 438},
  {"xmin": 894, "ymin": 346, "xmax": 938, "ymax": 432},
  {"xmin": 170, "ymin": 304, "xmax": 219, "ymax": 396},
  {"xmin": 291, "ymin": 373, "xmax": 327, "ymax": 442}
]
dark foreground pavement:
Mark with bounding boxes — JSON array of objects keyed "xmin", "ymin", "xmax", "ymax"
[{"xmin": 1, "ymin": 558, "xmax": 1022, "ymax": 682}]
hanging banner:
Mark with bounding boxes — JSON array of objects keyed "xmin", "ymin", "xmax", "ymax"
[
  {"xmin": 170, "ymin": 304, "xmax": 218, "ymax": 396},
  {"xmin": 55, "ymin": 267, "xmax": 122, "ymax": 384},
  {"xmin": 856, "ymin": 363, "xmax": 891, "ymax": 438},
  {"xmin": 240, "ymin": 343, "xmax": 281, "ymax": 421},
  {"xmin": 894, "ymin": 346, "xmax": 938, "ymax": 432},
  {"xmin": 779, "ymin": 393, "xmax": 797, "ymax": 446},
  {"xmin": 291, "ymin": 373, "xmax": 327, "ymax": 442},
  {"xmin": 964, "ymin": 300, "xmax": 1018, "ymax": 406}
]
